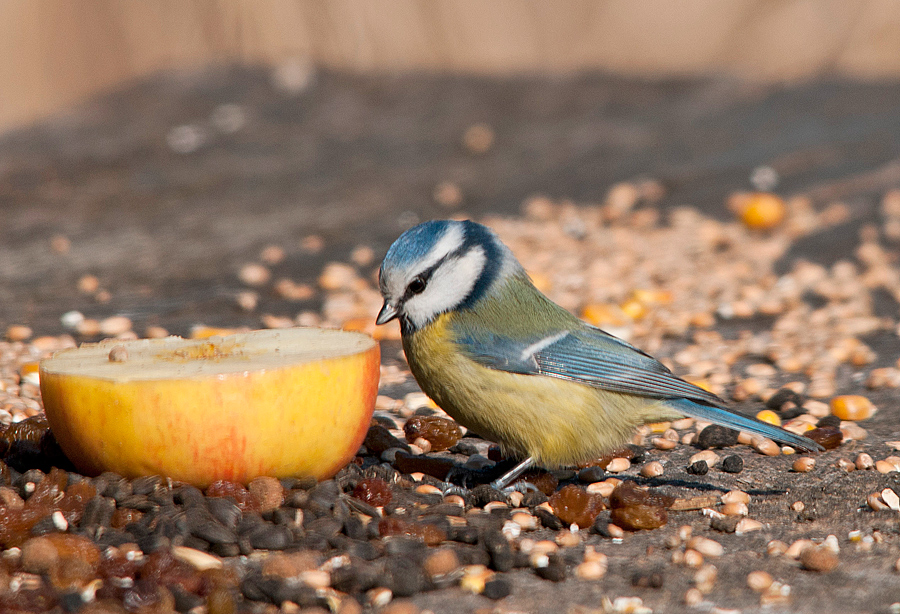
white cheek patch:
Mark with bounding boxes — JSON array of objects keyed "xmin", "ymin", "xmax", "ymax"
[
  {"xmin": 404, "ymin": 246, "xmax": 487, "ymax": 329},
  {"xmin": 383, "ymin": 224, "xmax": 466, "ymax": 305}
]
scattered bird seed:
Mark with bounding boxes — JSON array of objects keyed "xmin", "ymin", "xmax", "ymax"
[
  {"xmin": 881, "ymin": 488, "xmax": 900, "ymax": 511},
  {"xmin": 747, "ymin": 570, "xmax": 774, "ymax": 592},
  {"xmin": 800, "ymin": 545, "xmax": 839, "ymax": 572},
  {"xmin": 830, "ymin": 395, "xmax": 877, "ymax": 421},
  {"xmin": 687, "ymin": 537, "xmax": 724, "ymax": 558},
  {"xmin": 793, "ymin": 457, "xmax": 816, "ymax": 472},
  {"xmin": 640, "ymin": 461, "xmax": 664, "ymax": 478}
]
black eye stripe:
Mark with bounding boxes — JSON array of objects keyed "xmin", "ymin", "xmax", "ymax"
[
  {"xmin": 402, "ymin": 265, "xmax": 437, "ymax": 301},
  {"xmin": 399, "ymin": 232, "xmax": 494, "ymax": 306}
]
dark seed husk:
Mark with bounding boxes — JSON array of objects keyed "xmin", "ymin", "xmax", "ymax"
[
  {"xmin": 306, "ymin": 516, "xmax": 343, "ymax": 538},
  {"xmin": 816, "ymin": 415, "xmax": 841, "ymax": 428},
  {"xmin": 384, "ymin": 536, "xmax": 428, "ymax": 558},
  {"xmin": 696, "ymin": 425, "xmax": 739, "ymax": 449},
  {"xmin": 578, "ymin": 466, "xmax": 606, "ymax": 483},
  {"xmin": 711, "ymin": 515, "xmax": 741, "ymax": 533},
  {"xmin": 687, "ymin": 460, "xmax": 709, "ymax": 475},
  {"xmin": 131, "ymin": 475, "xmax": 163, "ymax": 496},
  {"xmin": 631, "ymin": 570, "xmax": 664, "ymax": 588},
  {"xmin": 482, "ymin": 530, "xmax": 514, "ymax": 571},
  {"xmin": 343, "ymin": 515, "xmax": 367, "ymax": 541},
  {"xmin": 247, "ymin": 524, "xmax": 293, "ymax": 550},
  {"xmin": 283, "ymin": 489, "xmax": 310, "ymax": 508},
  {"xmin": 483, "ymin": 576, "xmax": 512, "ymax": 599},
  {"xmin": 190, "ymin": 519, "xmax": 237, "ymax": 545},
  {"xmin": 207, "ymin": 497, "xmax": 242, "ymax": 529},
  {"xmin": 118, "ymin": 494, "xmax": 159, "ymax": 512},
  {"xmin": 523, "ymin": 490, "xmax": 549, "ymax": 507},
  {"xmin": 449, "ymin": 525, "xmax": 480, "ymax": 544},
  {"xmin": 307, "ymin": 480, "xmax": 342, "ymax": 512},
  {"xmin": 535, "ymin": 553, "xmax": 567, "ymax": 582},
  {"xmin": 533, "ymin": 506, "xmax": 564, "ymax": 530},
  {"xmin": 80, "ymin": 496, "xmax": 116, "ymax": 532},
  {"xmin": 469, "ymin": 484, "xmax": 506, "ymax": 507},
  {"xmin": 331, "ymin": 558, "xmax": 381, "ymax": 594},
  {"xmin": 721, "ymin": 455, "xmax": 744, "ymax": 473},
  {"xmin": 171, "ymin": 585, "xmax": 205, "ymax": 613},
  {"xmin": 384, "ymin": 555, "xmax": 427, "ymax": 597},
  {"xmin": 173, "ymin": 485, "xmax": 205, "ymax": 508},
  {"xmin": 767, "ymin": 388, "xmax": 805, "ymax": 411}
]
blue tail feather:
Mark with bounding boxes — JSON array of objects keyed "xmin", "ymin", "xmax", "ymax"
[{"xmin": 670, "ymin": 399, "xmax": 824, "ymax": 452}]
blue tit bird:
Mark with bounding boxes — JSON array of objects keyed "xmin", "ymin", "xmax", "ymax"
[{"xmin": 376, "ymin": 220, "xmax": 823, "ymax": 490}]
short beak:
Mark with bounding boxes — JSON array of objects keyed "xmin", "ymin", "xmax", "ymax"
[{"xmin": 376, "ymin": 302, "xmax": 398, "ymax": 325}]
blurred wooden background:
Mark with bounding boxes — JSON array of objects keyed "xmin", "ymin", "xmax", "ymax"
[{"xmin": 3, "ymin": 0, "xmax": 900, "ymax": 132}]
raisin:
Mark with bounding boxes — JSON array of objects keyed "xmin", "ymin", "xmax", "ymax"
[
  {"xmin": 608, "ymin": 482, "xmax": 671, "ymax": 531},
  {"xmin": 378, "ymin": 517, "xmax": 409, "ymax": 537},
  {"xmin": 0, "ymin": 505, "xmax": 55, "ymax": 548},
  {"xmin": 611, "ymin": 504, "xmax": 668, "ymax": 530},
  {"xmin": 206, "ymin": 584, "xmax": 237, "ymax": 614},
  {"xmin": 519, "ymin": 469, "xmax": 558, "ymax": 496},
  {"xmin": 403, "ymin": 416, "xmax": 462, "ymax": 451},
  {"xmin": 548, "ymin": 485, "xmax": 606, "ymax": 529},
  {"xmin": 352, "ymin": 478, "xmax": 392, "ymax": 507},
  {"xmin": 28, "ymin": 467, "xmax": 68, "ymax": 507},
  {"xmin": 51, "ymin": 554, "xmax": 97, "ymax": 589},
  {"xmin": 1, "ymin": 417, "xmax": 49, "ymax": 447},
  {"xmin": 99, "ymin": 550, "xmax": 139, "ymax": 581},
  {"xmin": 805, "ymin": 426, "xmax": 843, "ymax": 450},
  {"xmin": 26, "ymin": 534, "xmax": 101, "ymax": 589},
  {"xmin": 58, "ymin": 481, "xmax": 97, "ymax": 524},
  {"xmin": 410, "ymin": 523, "xmax": 447, "ymax": 546},
  {"xmin": 609, "ymin": 480, "xmax": 674, "ymax": 509},
  {"xmin": 139, "ymin": 548, "xmax": 203, "ymax": 594},
  {"xmin": 377, "ymin": 517, "xmax": 445, "ymax": 545},
  {"xmin": 111, "ymin": 508, "xmax": 143, "ymax": 530}
]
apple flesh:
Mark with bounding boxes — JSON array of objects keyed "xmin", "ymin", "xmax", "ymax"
[{"xmin": 40, "ymin": 328, "xmax": 379, "ymax": 487}]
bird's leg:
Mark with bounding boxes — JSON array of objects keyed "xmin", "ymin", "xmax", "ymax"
[
  {"xmin": 490, "ymin": 457, "xmax": 534, "ymax": 491},
  {"xmin": 442, "ymin": 457, "xmax": 538, "ymax": 497}
]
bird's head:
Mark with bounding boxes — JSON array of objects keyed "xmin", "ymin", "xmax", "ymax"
[{"xmin": 376, "ymin": 220, "xmax": 523, "ymax": 333}]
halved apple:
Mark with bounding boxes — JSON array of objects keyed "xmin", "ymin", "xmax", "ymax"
[{"xmin": 40, "ymin": 328, "xmax": 379, "ymax": 487}]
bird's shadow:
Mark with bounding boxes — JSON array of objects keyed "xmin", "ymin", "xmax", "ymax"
[{"xmin": 628, "ymin": 475, "xmax": 791, "ymax": 497}]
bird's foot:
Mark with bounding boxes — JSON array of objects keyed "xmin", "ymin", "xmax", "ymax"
[
  {"xmin": 494, "ymin": 480, "xmax": 540, "ymax": 496},
  {"xmin": 442, "ymin": 457, "xmax": 539, "ymax": 500},
  {"xmin": 444, "ymin": 465, "xmax": 494, "ymax": 490},
  {"xmin": 441, "ymin": 484, "xmax": 469, "ymax": 497}
]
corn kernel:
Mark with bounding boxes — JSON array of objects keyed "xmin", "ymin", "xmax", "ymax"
[{"xmin": 755, "ymin": 409, "xmax": 781, "ymax": 426}]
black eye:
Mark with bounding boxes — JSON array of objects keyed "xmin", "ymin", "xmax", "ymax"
[{"xmin": 408, "ymin": 277, "xmax": 427, "ymax": 295}]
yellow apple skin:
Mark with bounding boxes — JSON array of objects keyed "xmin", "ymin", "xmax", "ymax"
[{"xmin": 41, "ymin": 340, "xmax": 379, "ymax": 487}]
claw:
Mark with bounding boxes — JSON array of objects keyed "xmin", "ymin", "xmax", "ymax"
[
  {"xmin": 444, "ymin": 456, "xmax": 538, "ymax": 494},
  {"xmin": 489, "ymin": 457, "xmax": 535, "ymax": 491},
  {"xmin": 500, "ymin": 481, "xmax": 540, "ymax": 495},
  {"xmin": 441, "ymin": 484, "xmax": 469, "ymax": 497}
]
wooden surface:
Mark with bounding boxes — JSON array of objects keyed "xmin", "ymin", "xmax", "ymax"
[{"xmin": 3, "ymin": 0, "xmax": 900, "ymax": 132}]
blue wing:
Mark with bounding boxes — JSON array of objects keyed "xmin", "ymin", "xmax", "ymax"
[
  {"xmin": 456, "ymin": 325, "xmax": 726, "ymax": 407},
  {"xmin": 455, "ymin": 324, "xmax": 823, "ymax": 452}
]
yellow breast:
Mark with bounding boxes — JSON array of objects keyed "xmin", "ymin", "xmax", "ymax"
[{"xmin": 403, "ymin": 314, "xmax": 670, "ymax": 467}]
